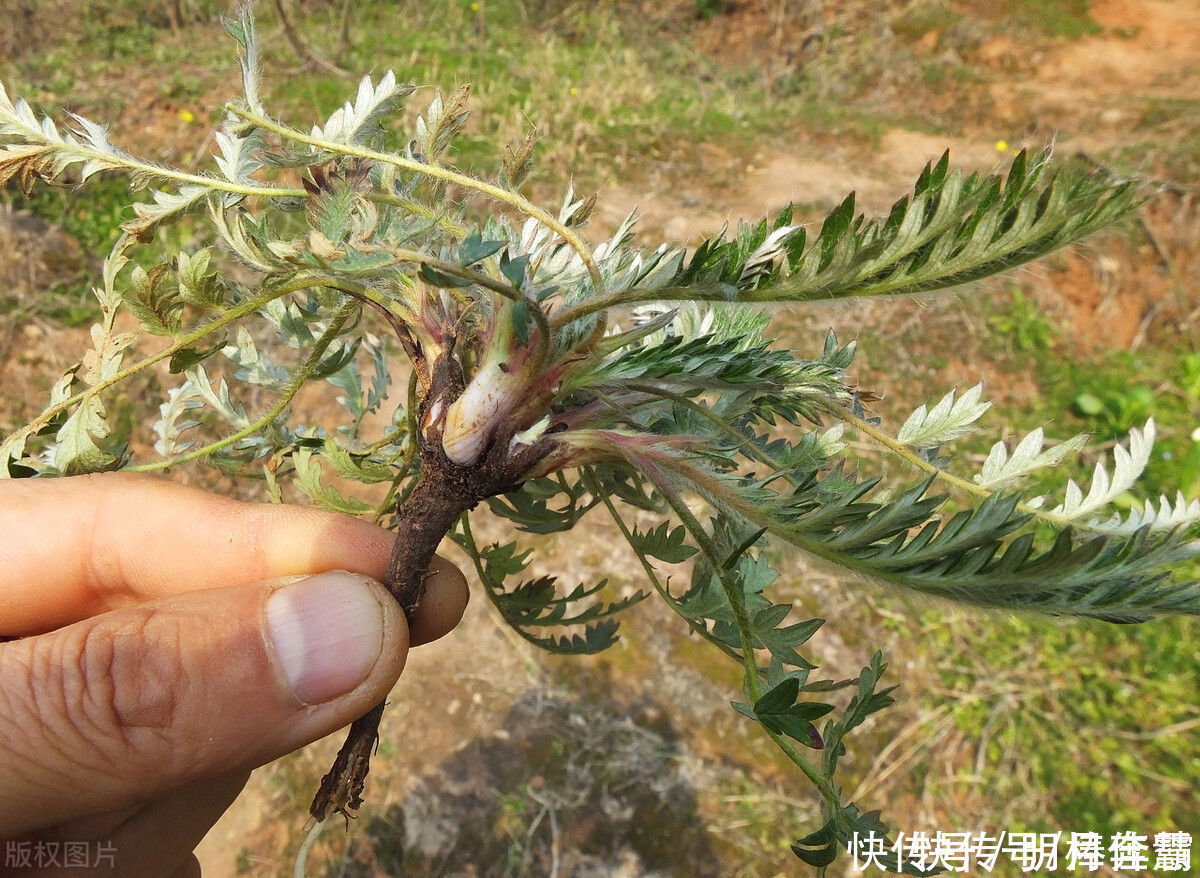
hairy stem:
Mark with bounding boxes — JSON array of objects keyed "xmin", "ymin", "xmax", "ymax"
[
  {"xmin": 630, "ymin": 452, "xmax": 843, "ymax": 812},
  {"xmin": 226, "ymin": 104, "xmax": 604, "ymax": 290},
  {"xmin": 633, "ymin": 454, "xmax": 764, "ymax": 699},
  {"xmin": 130, "ymin": 300, "xmax": 357, "ymax": 472},
  {"xmin": 584, "ymin": 467, "xmax": 743, "ymax": 664},
  {"xmin": 836, "ymin": 406, "xmax": 1073, "ymax": 528}
]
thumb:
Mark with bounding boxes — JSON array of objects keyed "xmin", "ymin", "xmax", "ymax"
[{"xmin": 0, "ymin": 570, "xmax": 417, "ymax": 835}]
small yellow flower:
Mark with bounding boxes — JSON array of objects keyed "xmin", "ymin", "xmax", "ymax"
[
  {"xmin": 995, "ymin": 139, "xmax": 1008, "ymax": 152},
  {"xmin": 569, "ymin": 86, "xmax": 578, "ymax": 96},
  {"xmin": 470, "ymin": 2, "xmax": 480, "ymax": 10},
  {"xmin": 179, "ymin": 109, "xmax": 196, "ymax": 123}
]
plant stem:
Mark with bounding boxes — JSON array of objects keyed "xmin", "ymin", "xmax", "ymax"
[
  {"xmin": 65, "ymin": 144, "xmax": 303, "ymax": 200},
  {"xmin": 584, "ymin": 467, "xmax": 743, "ymax": 664},
  {"xmin": 631, "ymin": 454, "xmax": 764, "ymax": 700},
  {"xmin": 310, "ymin": 352, "xmax": 523, "ymax": 821},
  {"xmin": 309, "ymin": 463, "xmax": 475, "ymax": 821},
  {"xmin": 226, "ymin": 104, "xmax": 604, "ymax": 290},
  {"xmin": 131, "ymin": 300, "xmax": 356, "ymax": 472},
  {"xmin": 621, "ymin": 381, "xmax": 805, "ymax": 486},
  {"xmin": 365, "ymin": 191, "xmax": 466, "ymax": 238},
  {"xmin": 836, "ymin": 406, "xmax": 1074, "ymax": 528},
  {"xmin": 384, "ymin": 248, "xmax": 553, "ymax": 366},
  {"xmin": 2, "ymin": 276, "xmax": 326, "ymax": 462},
  {"xmin": 629, "ymin": 452, "xmax": 843, "ymax": 812}
]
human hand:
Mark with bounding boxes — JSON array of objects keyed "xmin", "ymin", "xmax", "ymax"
[{"xmin": 0, "ymin": 473, "xmax": 468, "ymax": 877}]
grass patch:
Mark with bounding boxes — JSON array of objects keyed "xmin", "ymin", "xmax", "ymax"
[
  {"xmin": 961, "ymin": 0, "xmax": 1102, "ymax": 39},
  {"xmin": 906, "ymin": 607, "xmax": 1199, "ymax": 836},
  {"xmin": 1036, "ymin": 346, "xmax": 1200, "ymax": 499},
  {"xmin": 9, "ymin": 174, "xmax": 132, "ymax": 255},
  {"xmin": 891, "ymin": 1, "xmax": 963, "ymax": 43}
]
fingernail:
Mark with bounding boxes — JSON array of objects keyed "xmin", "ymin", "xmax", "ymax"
[{"xmin": 265, "ymin": 572, "xmax": 386, "ymax": 705}]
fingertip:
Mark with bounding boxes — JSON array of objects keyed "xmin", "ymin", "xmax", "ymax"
[
  {"xmin": 408, "ymin": 555, "xmax": 469, "ymax": 646},
  {"xmin": 265, "ymin": 572, "xmax": 406, "ymax": 706}
]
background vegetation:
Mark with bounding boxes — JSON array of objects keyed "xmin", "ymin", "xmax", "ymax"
[{"xmin": 2, "ymin": 1, "xmax": 1196, "ymax": 874}]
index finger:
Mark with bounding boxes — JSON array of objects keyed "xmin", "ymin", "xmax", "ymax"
[{"xmin": 0, "ymin": 472, "xmax": 402, "ymax": 635}]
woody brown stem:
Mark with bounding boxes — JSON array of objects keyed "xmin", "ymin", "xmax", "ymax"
[
  {"xmin": 307, "ymin": 470, "xmax": 473, "ymax": 821},
  {"xmin": 309, "ymin": 353, "xmax": 518, "ymax": 822}
]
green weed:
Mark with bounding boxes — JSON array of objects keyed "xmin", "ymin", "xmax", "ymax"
[
  {"xmin": 11, "ymin": 174, "xmax": 131, "ymax": 255},
  {"xmin": 891, "ymin": 2, "xmax": 963, "ymax": 43},
  {"xmin": 987, "ymin": 286, "xmax": 1057, "ymax": 353},
  {"xmin": 964, "ymin": 0, "xmax": 1102, "ymax": 39},
  {"xmin": 1034, "ymin": 348, "xmax": 1199, "ymax": 498},
  {"xmin": 1016, "ymin": 0, "xmax": 1102, "ymax": 38},
  {"xmin": 913, "ymin": 608, "xmax": 1200, "ymax": 837}
]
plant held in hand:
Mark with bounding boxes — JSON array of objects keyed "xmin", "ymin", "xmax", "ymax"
[{"xmin": 3, "ymin": 8, "xmax": 1197, "ymax": 873}]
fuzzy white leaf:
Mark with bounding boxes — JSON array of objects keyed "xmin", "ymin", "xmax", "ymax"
[
  {"xmin": 213, "ymin": 129, "xmax": 261, "ymax": 184},
  {"xmin": 293, "ymin": 446, "xmax": 374, "ymax": 514},
  {"xmin": 1090, "ymin": 491, "xmax": 1200, "ymax": 535},
  {"xmin": 92, "ymin": 250, "xmax": 129, "ymax": 313},
  {"xmin": 740, "ymin": 224, "xmax": 799, "ymax": 284},
  {"xmin": 975, "ymin": 428, "xmax": 1090, "ymax": 489},
  {"xmin": 80, "ymin": 323, "xmax": 136, "ymax": 386},
  {"xmin": 186, "ymin": 364, "xmax": 250, "ymax": 429},
  {"xmin": 124, "ymin": 185, "xmax": 208, "ymax": 239},
  {"xmin": 233, "ymin": 4, "xmax": 265, "ymax": 115},
  {"xmin": 0, "ymin": 86, "xmax": 133, "ymax": 190},
  {"xmin": 0, "ymin": 84, "xmax": 62, "ymax": 143},
  {"xmin": 153, "ymin": 383, "xmax": 206, "ymax": 457},
  {"xmin": 209, "ymin": 202, "xmax": 282, "ymax": 272},
  {"xmin": 223, "ymin": 325, "xmax": 290, "ymax": 388},
  {"xmin": 312, "ymin": 71, "xmax": 409, "ymax": 145},
  {"xmin": 0, "ymin": 82, "xmax": 15, "ymax": 120},
  {"xmin": 68, "ymin": 113, "xmax": 120, "ymax": 156},
  {"xmin": 43, "ymin": 300, "xmax": 137, "ymax": 475},
  {"xmin": 52, "ymin": 397, "xmax": 113, "ymax": 473},
  {"xmin": 816, "ymin": 423, "xmax": 847, "ymax": 457},
  {"xmin": 1053, "ymin": 419, "xmax": 1155, "ymax": 520},
  {"xmin": 0, "ymin": 432, "xmax": 30, "ymax": 479},
  {"xmin": 630, "ymin": 303, "xmax": 714, "ymax": 348},
  {"xmin": 77, "ymin": 157, "xmax": 110, "ymax": 182},
  {"xmin": 896, "ymin": 384, "xmax": 990, "ymax": 447},
  {"xmin": 261, "ymin": 298, "xmax": 316, "ymax": 347}
]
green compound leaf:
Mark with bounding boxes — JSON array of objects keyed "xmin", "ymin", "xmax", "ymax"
[
  {"xmin": 628, "ymin": 521, "xmax": 697, "ymax": 563},
  {"xmin": 457, "ymin": 524, "xmax": 646, "ymax": 656},
  {"xmin": 124, "ymin": 264, "xmax": 183, "ymax": 336}
]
